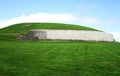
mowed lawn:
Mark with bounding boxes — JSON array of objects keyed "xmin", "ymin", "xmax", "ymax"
[{"xmin": 0, "ymin": 40, "xmax": 120, "ymax": 76}]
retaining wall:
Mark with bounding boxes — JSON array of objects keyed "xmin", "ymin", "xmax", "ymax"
[{"xmin": 18, "ymin": 29, "xmax": 114, "ymax": 42}]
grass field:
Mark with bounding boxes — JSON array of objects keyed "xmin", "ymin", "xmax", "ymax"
[
  {"xmin": 0, "ymin": 23, "xmax": 120, "ymax": 76},
  {"xmin": 0, "ymin": 40, "xmax": 120, "ymax": 76}
]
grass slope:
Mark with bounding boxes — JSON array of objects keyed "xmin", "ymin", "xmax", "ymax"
[
  {"xmin": 0, "ymin": 41, "xmax": 120, "ymax": 76},
  {"xmin": 0, "ymin": 23, "xmax": 98, "ymax": 34}
]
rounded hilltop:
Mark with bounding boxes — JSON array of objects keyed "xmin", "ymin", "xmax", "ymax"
[
  {"xmin": 0, "ymin": 23, "xmax": 99, "ymax": 34},
  {"xmin": 0, "ymin": 23, "xmax": 107, "ymax": 41}
]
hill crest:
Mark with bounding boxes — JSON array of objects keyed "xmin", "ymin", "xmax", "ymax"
[{"xmin": 0, "ymin": 23, "xmax": 99, "ymax": 34}]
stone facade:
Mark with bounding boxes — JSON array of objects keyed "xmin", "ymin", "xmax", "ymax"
[{"xmin": 18, "ymin": 29, "xmax": 114, "ymax": 42}]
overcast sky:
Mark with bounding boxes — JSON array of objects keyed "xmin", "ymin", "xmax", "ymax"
[{"xmin": 0, "ymin": 0, "xmax": 120, "ymax": 41}]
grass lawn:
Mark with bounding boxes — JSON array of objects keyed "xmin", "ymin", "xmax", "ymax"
[{"xmin": 0, "ymin": 40, "xmax": 120, "ymax": 76}]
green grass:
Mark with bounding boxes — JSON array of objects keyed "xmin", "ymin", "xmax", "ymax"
[
  {"xmin": 0, "ymin": 22, "xmax": 120, "ymax": 76},
  {"xmin": 0, "ymin": 23, "xmax": 98, "ymax": 34},
  {"xmin": 0, "ymin": 40, "xmax": 120, "ymax": 76},
  {"xmin": 0, "ymin": 35, "xmax": 17, "ymax": 41}
]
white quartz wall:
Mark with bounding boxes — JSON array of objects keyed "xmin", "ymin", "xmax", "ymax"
[{"xmin": 31, "ymin": 30, "xmax": 114, "ymax": 42}]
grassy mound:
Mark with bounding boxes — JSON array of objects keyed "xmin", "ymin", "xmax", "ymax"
[
  {"xmin": 0, "ymin": 23, "xmax": 99, "ymax": 40},
  {"xmin": 0, "ymin": 23, "xmax": 98, "ymax": 34},
  {"xmin": 0, "ymin": 23, "xmax": 98, "ymax": 41}
]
